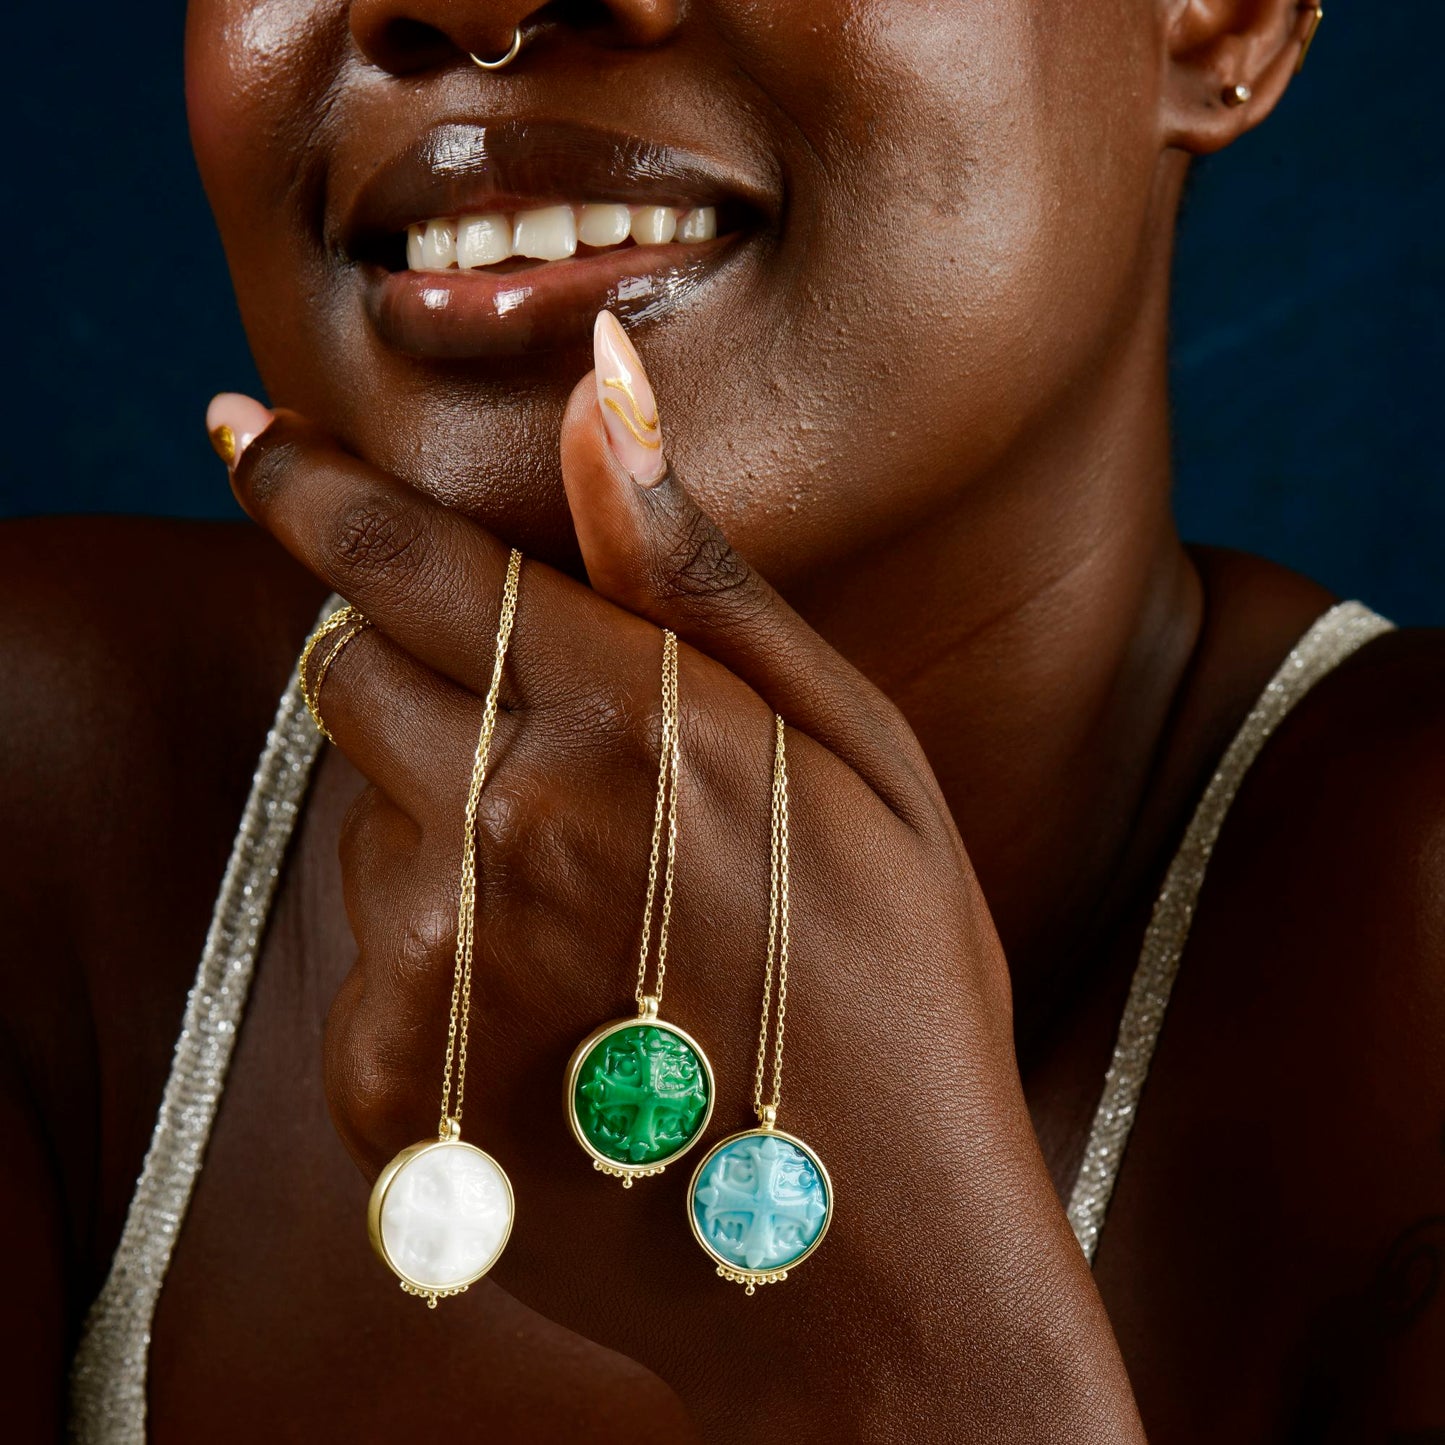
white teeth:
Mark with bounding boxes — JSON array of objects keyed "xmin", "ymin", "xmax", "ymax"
[
  {"xmin": 677, "ymin": 206, "xmax": 716, "ymax": 243},
  {"xmin": 630, "ymin": 205, "xmax": 678, "ymax": 246},
  {"xmin": 513, "ymin": 205, "xmax": 578, "ymax": 261},
  {"xmin": 405, "ymin": 202, "xmax": 720, "ymax": 272},
  {"xmin": 577, "ymin": 202, "xmax": 632, "ymax": 248},
  {"xmin": 458, "ymin": 213, "xmax": 511, "ymax": 268},
  {"xmin": 421, "ymin": 218, "xmax": 457, "ymax": 269}
]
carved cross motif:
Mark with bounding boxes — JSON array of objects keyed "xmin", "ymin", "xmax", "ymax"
[
  {"xmin": 694, "ymin": 1134, "xmax": 828, "ymax": 1271},
  {"xmin": 578, "ymin": 1026, "xmax": 708, "ymax": 1163}
]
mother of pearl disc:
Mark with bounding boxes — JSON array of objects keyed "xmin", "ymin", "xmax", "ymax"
[
  {"xmin": 377, "ymin": 1142, "xmax": 513, "ymax": 1290},
  {"xmin": 690, "ymin": 1130, "xmax": 830, "ymax": 1273}
]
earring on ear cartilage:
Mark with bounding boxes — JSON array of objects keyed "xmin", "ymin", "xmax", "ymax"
[
  {"xmin": 1224, "ymin": 83, "xmax": 1253, "ymax": 106},
  {"xmin": 1296, "ymin": 5, "xmax": 1323, "ymax": 74},
  {"xmin": 564, "ymin": 629, "xmax": 716, "ymax": 1186}
]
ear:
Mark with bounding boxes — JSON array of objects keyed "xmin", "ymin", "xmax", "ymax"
[{"xmin": 1162, "ymin": 0, "xmax": 1323, "ymax": 154}]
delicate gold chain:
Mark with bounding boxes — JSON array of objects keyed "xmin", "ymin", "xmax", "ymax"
[
  {"xmin": 634, "ymin": 629, "xmax": 680, "ymax": 1010},
  {"xmin": 299, "ymin": 604, "xmax": 372, "ymax": 743},
  {"xmin": 753, "ymin": 714, "xmax": 790, "ymax": 1120},
  {"xmin": 439, "ymin": 549, "xmax": 523, "ymax": 1136}
]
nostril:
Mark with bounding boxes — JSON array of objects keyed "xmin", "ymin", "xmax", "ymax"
[
  {"xmin": 382, "ymin": 18, "xmax": 450, "ymax": 53},
  {"xmin": 354, "ymin": 17, "xmax": 456, "ymax": 74}
]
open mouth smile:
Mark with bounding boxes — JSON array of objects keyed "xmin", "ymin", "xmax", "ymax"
[{"xmin": 345, "ymin": 121, "xmax": 771, "ymax": 360}]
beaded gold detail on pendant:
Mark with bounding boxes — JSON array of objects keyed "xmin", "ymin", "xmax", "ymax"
[{"xmin": 366, "ymin": 549, "xmax": 523, "ymax": 1306}]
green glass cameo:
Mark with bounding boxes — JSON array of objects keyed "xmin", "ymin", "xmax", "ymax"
[{"xmin": 568, "ymin": 1018, "xmax": 713, "ymax": 1176}]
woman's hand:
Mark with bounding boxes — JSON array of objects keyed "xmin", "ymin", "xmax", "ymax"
[{"xmin": 216, "ymin": 315, "xmax": 1144, "ymax": 1442}]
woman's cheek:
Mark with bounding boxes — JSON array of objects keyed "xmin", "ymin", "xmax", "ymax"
[{"xmin": 185, "ymin": 0, "xmax": 334, "ymax": 227}]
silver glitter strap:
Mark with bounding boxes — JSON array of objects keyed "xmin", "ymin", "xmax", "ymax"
[
  {"xmin": 67, "ymin": 599, "xmax": 338, "ymax": 1442},
  {"xmin": 1066, "ymin": 601, "xmax": 1393, "ymax": 1262}
]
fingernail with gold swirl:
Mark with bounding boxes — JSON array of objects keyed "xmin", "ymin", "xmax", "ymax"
[
  {"xmin": 593, "ymin": 310, "xmax": 666, "ymax": 486},
  {"xmin": 206, "ymin": 392, "xmax": 274, "ymax": 470}
]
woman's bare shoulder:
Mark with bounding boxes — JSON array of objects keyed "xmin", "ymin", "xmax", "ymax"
[
  {"xmin": 0, "ymin": 515, "xmax": 325, "ymax": 741},
  {"xmin": 1216, "ymin": 620, "xmax": 1445, "ymax": 1130},
  {"xmin": 1109, "ymin": 613, "xmax": 1445, "ymax": 1436},
  {"xmin": 0, "ymin": 515, "xmax": 325, "ymax": 944},
  {"xmin": 0, "ymin": 516, "xmax": 328, "ymax": 1311},
  {"xmin": 1234, "ymin": 619, "xmax": 1445, "ymax": 941}
]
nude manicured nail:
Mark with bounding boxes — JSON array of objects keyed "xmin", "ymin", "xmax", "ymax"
[
  {"xmin": 206, "ymin": 392, "xmax": 274, "ymax": 468},
  {"xmin": 593, "ymin": 310, "xmax": 665, "ymax": 486}
]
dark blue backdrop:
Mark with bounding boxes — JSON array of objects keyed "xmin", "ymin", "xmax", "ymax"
[{"xmin": 5, "ymin": 7, "xmax": 1441, "ymax": 622}]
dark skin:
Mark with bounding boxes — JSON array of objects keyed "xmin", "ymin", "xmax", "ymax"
[{"xmin": 3, "ymin": 0, "xmax": 1442, "ymax": 1440}]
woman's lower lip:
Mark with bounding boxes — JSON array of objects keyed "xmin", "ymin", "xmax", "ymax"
[{"xmin": 364, "ymin": 237, "xmax": 734, "ymax": 359}]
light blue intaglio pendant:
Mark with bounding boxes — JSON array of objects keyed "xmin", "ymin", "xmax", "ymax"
[{"xmin": 686, "ymin": 1112, "xmax": 832, "ymax": 1294}]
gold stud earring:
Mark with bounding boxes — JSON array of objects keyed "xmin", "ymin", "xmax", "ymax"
[{"xmin": 1224, "ymin": 83, "xmax": 1253, "ymax": 106}]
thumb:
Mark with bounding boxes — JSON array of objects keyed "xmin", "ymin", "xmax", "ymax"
[{"xmin": 560, "ymin": 309, "xmax": 931, "ymax": 821}]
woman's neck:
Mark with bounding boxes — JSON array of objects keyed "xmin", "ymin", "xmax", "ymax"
[{"xmin": 786, "ymin": 280, "xmax": 1205, "ymax": 1035}]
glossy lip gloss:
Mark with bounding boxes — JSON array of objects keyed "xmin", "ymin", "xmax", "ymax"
[
  {"xmin": 344, "ymin": 120, "xmax": 774, "ymax": 360},
  {"xmin": 367, "ymin": 237, "xmax": 735, "ymax": 360}
]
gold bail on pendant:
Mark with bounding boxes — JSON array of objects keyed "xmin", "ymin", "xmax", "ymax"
[
  {"xmin": 639, "ymin": 994, "xmax": 661, "ymax": 1020},
  {"xmin": 759, "ymin": 1105, "xmax": 778, "ymax": 1130}
]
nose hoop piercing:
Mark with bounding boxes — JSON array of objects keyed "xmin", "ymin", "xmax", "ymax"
[{"xmin": 470, "ymin": 27, "xmax": 524, "ymax": 71}]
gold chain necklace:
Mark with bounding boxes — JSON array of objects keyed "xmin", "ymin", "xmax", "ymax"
[
  {"xmin": 687, "ymin": 715, "xmax": 833, "ymax": 1292},
  {"xmin": 367, "ymin": 548, "xmax": 523, "ymax": 1307},
  {"xmin": 564, "ymin": 628, "xmax": 717, "ymax": 1184}
]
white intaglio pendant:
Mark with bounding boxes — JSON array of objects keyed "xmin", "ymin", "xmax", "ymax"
[{"xmin": 367, "ymin": 1118, "xmax": 514, "ymax": 1307}]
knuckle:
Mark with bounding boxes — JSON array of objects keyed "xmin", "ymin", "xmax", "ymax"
[
  {"xmin": 656, "ymin": 507, "xmax": 753, "ymax": 606},
  {"xmin": 323, "ymin": 994, "xmax": 415, "ymax": 1158},
  {"xmin": 548, "ymin": 673, "xmax": 640, "ymax": 754},
  {"xmin": 338, "ymin": 794, "xmax": 458, "ymax": 980},
  {"xmin": 337, "ymin": 784, "xmax": 384, "ymax": 863},
  {"xmin": 475, "ymin": 775, "xmax": 535, "ymax": 858},
  {"xmin": 239, "ymin": 435, "xmax": 305, "ymax": 508},
  {"xmin": 338, "ymin": 786, "xmax": 416, "ymax": 882},
  {"xmin": 391, "ymin": 900, "xmax": 459, "ymax": 984},
  {"xmin": 331, "ymin": 493, "xmax": 429, "ymax": 595},
  {"xmin": 474, "ymin": 774, "xmax": 594, "ymax": 899}
]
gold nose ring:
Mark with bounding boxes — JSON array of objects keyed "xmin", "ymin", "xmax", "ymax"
[{"xmin": 470, "ymin": 27, "xmax": 524, "ymax": 71}]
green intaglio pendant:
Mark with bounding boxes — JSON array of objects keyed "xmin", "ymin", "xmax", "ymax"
[{"xmin": 565, "ymin": 996, "xmax": 715, "ymax": 1185}]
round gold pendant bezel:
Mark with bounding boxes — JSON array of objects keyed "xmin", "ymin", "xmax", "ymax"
[
  {"xmin": 686, "ymin": 1125, "xmax": 834, "ymax": 1289},
  {"xmin": 367, "ymin": 1133, "xmax": 515, "ymax": 1301},
  {"xmin": 564, "ymin": 1011, "xmax": 717, "ymax": 1184}
]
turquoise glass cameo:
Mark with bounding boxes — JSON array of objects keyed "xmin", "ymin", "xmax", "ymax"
[{"xmin": 688, "ymin": 1128, "xmax": 831, "ymax": 1288}]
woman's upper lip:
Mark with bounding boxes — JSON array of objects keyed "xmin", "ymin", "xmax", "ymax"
[{"xmin": 340, "ymin": 118, "xmax": 778, "ymax": 253}]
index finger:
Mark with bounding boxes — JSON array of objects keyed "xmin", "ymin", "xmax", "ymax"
[{"xmin": 217, "ymin": 398, "xmax": 635, "ymax": 702}]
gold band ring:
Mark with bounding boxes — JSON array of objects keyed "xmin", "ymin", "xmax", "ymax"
[
  {"xmin": 470, "ymin": 28, "xmax": 523, "ymax": 71},
  {"xmin": 300, "ymin": 604, "xmax": 373, "ymax": 744}
]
